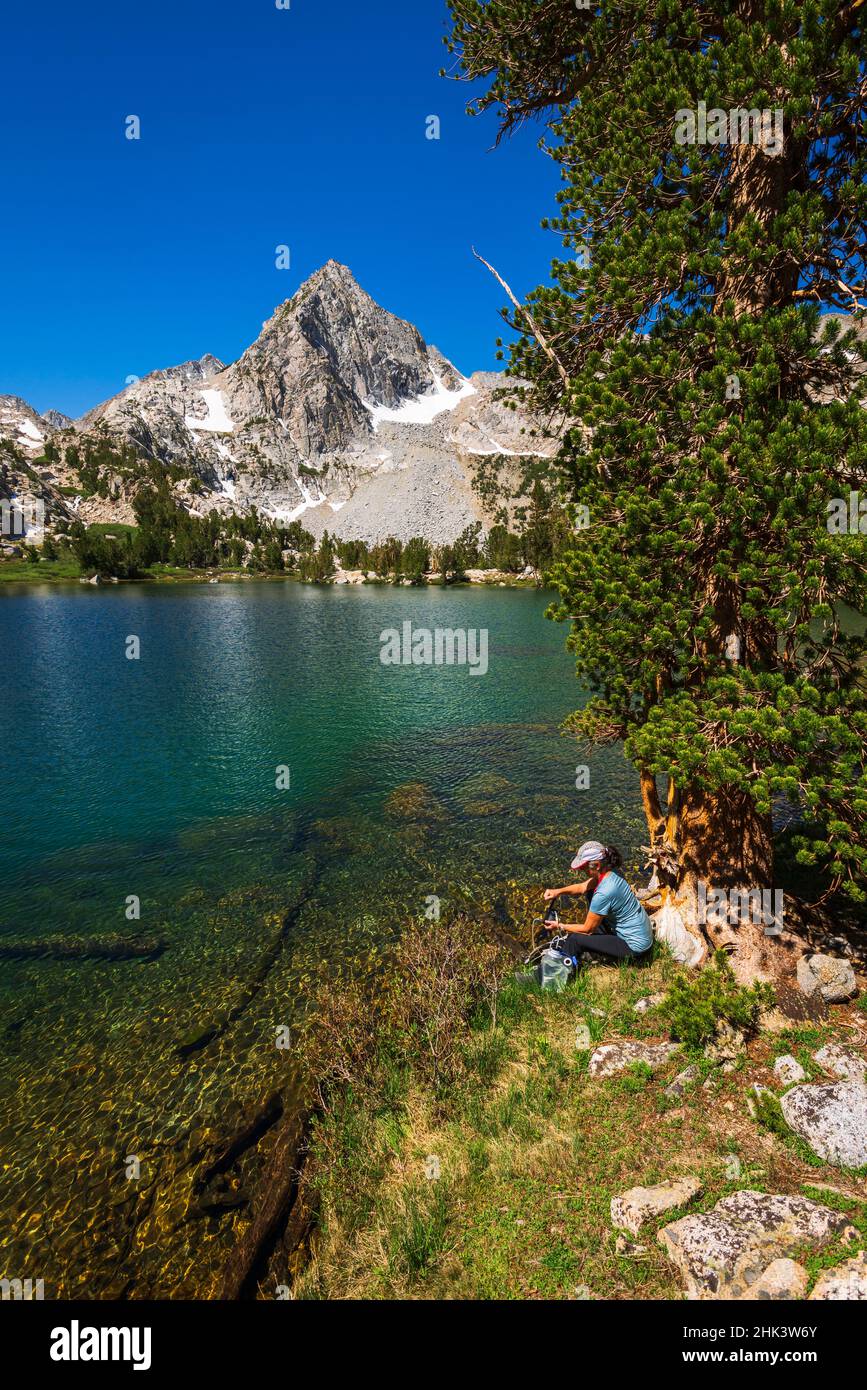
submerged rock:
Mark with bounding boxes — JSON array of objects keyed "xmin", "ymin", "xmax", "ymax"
[
  {"xmin": 780, "ymin": 1080, "xmax": 867, "ymax": 1167},
  {"xmin": 796, "ymin": 953, "xmax": 857, "ymax": 1003},
  {"xmin": 175, "ymin": 1020, "xmax": 225, "ymax": 1057},
  {"xmin": 588, "ymin": 1041, "xmax": 680, "ymax": 1078},
  {"xmin": 611, "ymin": 1176, "xmax": 702, "ymax": 1235},
  {"xmin": 453, "ymin": 771, "xmax": 513, "ymax": 801},
  {"xmin": 658, "ymin": 1190, "xmax": 856, "ymax": 1300},
  {"xmin": 452, "ymin": 771, "xmax": 514, "ymax": 818},
  {"xmin": 810, "ymin": 1251, "xmax": 867, "ymax": 1300},
  {"xmin": 309, "ymin": 815, "xmax": 375, "ymax": 854},
  {"xmin": 382, "ymin": 782, "xmax": 446, "ymax": 823}
]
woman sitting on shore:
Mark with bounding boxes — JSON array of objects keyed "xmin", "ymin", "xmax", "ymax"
[{"xmin": 542, "ymin": 840, "xmax": 652, "ymax": 963}]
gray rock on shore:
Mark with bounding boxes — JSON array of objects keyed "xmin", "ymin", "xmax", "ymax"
[
  {"xmin": 588, "ymin": 1040, "xmax": 681, "ymax": 1078},
  {"xmin": 611, "ymin": 1176, "xmax": 702, "ymax": 1236},
  {"xmin": 779, "ymin": 1080, "xmax": 867, "ymax": 1167},
  {"xmin": 658, "ymin": 1190, "xmax": 855, "ymax": 1300},
  {"xmin": 813, "ymin": 1044, "xmax": 865, "ymax": 1083},
  {"xmin": 810, "ymin": 1251, "xmax": 867, "ymax": 1299},
  {"xmin": 734, "ymin": 1258, "xmax": 809, "ymax": 1300},
  {"xmin": 773, "ymin": 1054, "xmax": 806, "ymax": 1086},
  {"xmin": 796, "ymin": 953, "xmax": 857, "ymax": 1003},
  {"xmin": 633, "ymin": 993, "xmax": 666, "ymax": 1015}
]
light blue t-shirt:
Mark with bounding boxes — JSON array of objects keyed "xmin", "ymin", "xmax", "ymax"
[{"xmin": 589, "ymin": 872, "xmax": 652, "ymax": 952}]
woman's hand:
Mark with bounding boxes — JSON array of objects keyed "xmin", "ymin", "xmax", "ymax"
[{"xmin": 543, "ymin": 888, "xmax": 559, "ymax": 902}]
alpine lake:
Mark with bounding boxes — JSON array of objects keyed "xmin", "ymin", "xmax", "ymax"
[{"xmin": 0, "ymin": 581, "xmax": 645, "ymax": 1297}]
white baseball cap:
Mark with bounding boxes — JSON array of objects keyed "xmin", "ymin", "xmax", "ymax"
[{"xmin": 570, "ymin": 840, "xmax": 606, "ymax": 871}]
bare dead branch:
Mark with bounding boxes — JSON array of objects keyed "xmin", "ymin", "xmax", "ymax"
[{"xmin": 472, "ymin": 247, "xmax": 570, "ymax": 388}]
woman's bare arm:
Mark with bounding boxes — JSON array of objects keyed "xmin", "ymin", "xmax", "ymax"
[
  {"xmin": 550, "ymin": 911, "xmax": 604, "ymax": 935},
  {"xmin": 543, "ymin": 881, "xmax": 591, "ymax": 900}
]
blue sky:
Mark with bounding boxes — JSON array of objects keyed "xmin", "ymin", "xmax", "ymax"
[{"xmin": 0, "ymin": 0, "xmax": 560, "ymax": 419}]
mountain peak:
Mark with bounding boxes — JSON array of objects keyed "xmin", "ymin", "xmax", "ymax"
[
  {"xmin": 267, "ymin": 260, "xmax": 368, "ymax": 325},
  {"xmin": 264, "ymin": 260, "xmax": 359, "ymax": 313},
  {"xmin": 236, "ymin": 261, "xmax": 462, "ymax": 439},
  {"xmin": 312, "ymin": 257, "xmax": 356, "ymax": 281}
]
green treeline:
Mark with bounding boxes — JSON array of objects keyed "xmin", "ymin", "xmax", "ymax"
[{"xmin": 19, "ymin": 447, "xmax": 574, "ymax": 582}]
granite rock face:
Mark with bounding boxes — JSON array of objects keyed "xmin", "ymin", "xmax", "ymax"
[
  {"xmin": 658, "ymin": 1190, "xmax": 855, "ymax": 1300},
  {"xmin": 734, "ymin": 1258, "xmax": 809, "ymax": 1301},
  {"xmin": 812, "ymin": 1044, "xmax": 865, "ymax": 1083},
  {"xmin": 0, "ymin": 398, "xmax": 74, "ymax": 538},
  {"xmin": 810, "ymin": 1251, "xmax": 867, "ymax": 1300},
  {"xmin": 779, "ymin": 1080, "xmax": 867, "ymax": 1167}
]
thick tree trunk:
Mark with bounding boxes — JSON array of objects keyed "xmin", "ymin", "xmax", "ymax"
[
  {"xmin": 678, "ymin": 787, "xmax": 773, "ymax": 894},
  {"xmin": 638, "ymin": 772, "xmax": 803, "ymax": 984},
  {"xmin": 672, "ymin": 787, "xmax": 800, "ymax": 984}
]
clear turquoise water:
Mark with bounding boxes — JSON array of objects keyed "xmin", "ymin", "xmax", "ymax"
[{"xmin": 0, "ymin": 582, "xmax": 645, "ymax": 1296}]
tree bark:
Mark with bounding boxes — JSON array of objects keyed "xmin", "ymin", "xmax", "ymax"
[
  {"xmin": 672, "ymin": 786, "xmax": 800, "ymax": 984},
  {"xmin": 639, "ymin": 768, "xmax": 665, "ymax": 847}
]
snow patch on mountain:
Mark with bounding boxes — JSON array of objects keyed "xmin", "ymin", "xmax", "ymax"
[
  {"xmin": 264, "ymin": 477, "xmax": 332, "ymax": 524},
  {"xmin": 184, "ymin": 389, "xmax": 235, "ymax": 433},
  {"xmin": 364, "ymin": 372, "xmax": 476, "ymax": 430},
  {"xmin": 18, "ymin": 418, "xmax": 44, "ymax": 444}
]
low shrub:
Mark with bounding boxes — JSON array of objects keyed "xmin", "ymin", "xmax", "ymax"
[
  {"xmin": 298, "ymin": 914, "xmax": 513, "ymax": 1235},
  {"xmin": 659, "ymin": 950, "xmax": 773, "ymax": 1048},
  {"xmin": 385, "ymin": 916, "xmax": 512, "ymax": 1093}
]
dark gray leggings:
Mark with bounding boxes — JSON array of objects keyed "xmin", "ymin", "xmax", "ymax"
[{"xmin": 564, "ymin": 930, "xmax": 640, "ymax": 961}]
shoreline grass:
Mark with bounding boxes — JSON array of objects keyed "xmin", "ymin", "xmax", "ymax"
[{"xmin": 292, "ymin": 919, "xmax": 867, "ymax": 1301}]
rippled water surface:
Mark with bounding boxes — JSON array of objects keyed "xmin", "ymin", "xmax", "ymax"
[{"xmin": 0, "ymin": 582, "xmax": 644, "ymax": 1295}]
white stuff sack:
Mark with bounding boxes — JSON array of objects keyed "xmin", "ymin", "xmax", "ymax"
[{"xmin": 652, "ymin": 901, "xmax": 704, "ymax": 968}]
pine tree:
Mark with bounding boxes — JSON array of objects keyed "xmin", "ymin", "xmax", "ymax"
[
  {"xmin": 446, "ymin": 0, "xmax": 867, "ymax": 977},
  {"xmin": 401, "ymin": 536, "xmax": 432, "ymax": 582}
]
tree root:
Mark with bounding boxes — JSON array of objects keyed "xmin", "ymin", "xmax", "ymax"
[{"xmin": 216, "ymin": 1106, "xmax": 312, "ymax": 1300}]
